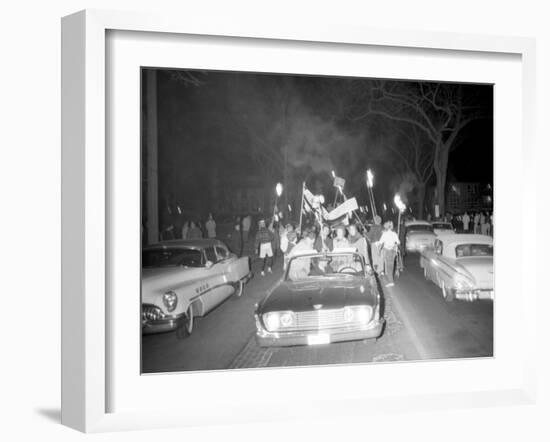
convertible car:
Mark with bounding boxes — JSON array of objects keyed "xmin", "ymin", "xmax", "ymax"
[
  {"xmin": 254, "ymin": 249, "xmax": 384, "ymax": 347},
  {"xmin": 142, "ymin": 239, "xmax": 251, "ymax": 335},
  {"xmin": 403, "ymin": 220, "xmax": 437, "ymax": 254},
  {"xmin": 420, "ymin": 234, "xmax": 494, "ymax": 302}
]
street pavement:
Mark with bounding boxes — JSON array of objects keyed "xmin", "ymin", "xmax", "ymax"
[{"xmin": 141, "ymin": 252, "xmax": 493, "ymax": 373}]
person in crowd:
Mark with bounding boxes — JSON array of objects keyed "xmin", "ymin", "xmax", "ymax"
[
  {"xmin": 347, "ymin": 223, "xmax": 368, "ymax": 264},
  {"xmin": 474, "ymin": 212, "xmax": 481, "ymax": 234},
  {"xmin": 181, "ymin": 220, "xmax": 190, "ymax": 239},
  {"xmin": 280, "ymin": 223, "xmax": 298, "ymax": 270},
  {"xmin": 378, "ymin": 220, "xmax": 400, "ymax": 287},
  {"xmin": 205, "ymin": 213, "xmax": 216, "ymax": 239},
  {"xmin": 287, "ymin": 231, "xmax": 317, "ymax": 281},
  {"xmin": 332, "ymin": 224, "xmax": 350, "ymax": 250},
  {"xmin": 331, "ymin": 224, "xmax": 350, "ymax": 270},
  {"xmin": 187, "ymin": 221, "xmax": 203, "ymax": 239},
  {"xmin": 242, "ymin": 214, "xmax": 251, "ymax": 244},
  {"xmin": 462, "ymin": 212, "xmax": 470, "ymax": 233},
  {"xmin": 227, "ymin": 222, "xmax": 243, "ymax": 257},
  {"xmin": 314, "ymin": 224, "xmax": 333, "ymax": 253},
  {"xmin": 480, "ymin": 212, "xmax": 488, "ymax": 235},
  {"xmin": 367, "ymin": 215, "xmax": 383, "ymax": 273},
  {"xmin": 269, "ymin": 220, "xmax": 280, "ymax": 265},
  {"xmin": 254, "ymin": 219, "xmax": 275, "ymax": 276},
  {"xmin": 160, "ymin": 223, "xmax": 176, "ymax": 241}
]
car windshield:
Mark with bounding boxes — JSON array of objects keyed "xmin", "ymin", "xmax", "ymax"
[
  {"xmin": 407, "ymin": 224, "xmax": 434, "ymax": 233},
  {"xmin": 432, "ymin": 223, "xmax": 452, "ymax": 230},
  {"xmin": 142, "ymin": 248, "xmax": 204, "ymax": 268},
  {"xmin": 455, "ymin": 244, "xmax": 493, "ymax": 257},
  {"xmin": 286, "ymin": 253, "xmax": 364, "ymax": 282}
]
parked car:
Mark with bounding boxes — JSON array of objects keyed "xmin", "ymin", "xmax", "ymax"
[
  {"xmin": 142, "ymin": 239, "xmax": 251, "ymax": 335},
  {"xmin": 254, "ymin": 249, "xmax": 384, "ymax": 347},
  {"xmin": 420, "ymin": 234, "xmax": 494, "ymax": 302},
  {"xmin": 403, "ymin": 220, "xmax": 437, "ymax": 254},
  {"xmin": 431, "ymin": 221, "xmax": 456, "ymax": 236}
]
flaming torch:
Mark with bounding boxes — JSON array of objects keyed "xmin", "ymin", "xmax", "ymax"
[
  {"xmin": 394, "ymin": 194, "xmax": 406, "ymax": 237},
  {"xmin": 274, "ymin": 183, "xmax": 283, "ymax": 220},
  {"xmin": 365, "ymin": 169, "xmax": 378, "ymax": 219}
]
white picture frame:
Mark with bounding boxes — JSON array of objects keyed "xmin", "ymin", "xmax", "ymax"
[{"xmin": 61, "ymin": 9, "xmax": 537, "ymax": 433}]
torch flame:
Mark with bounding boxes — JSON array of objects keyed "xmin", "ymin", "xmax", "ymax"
[
  {"xmin": 331, "ymin": 170, "xmax": 336, "ymax": 178},
  {"xmin": 393, "ymin": 194, "xmax": 406, "ymax": 213},
  {"xmin": 366, "ymin": 169, "xmax": 374, "ymax": 187},
  {"xmin": 275, "ymin": 183, "xmax": 283, "ymax": 197}
]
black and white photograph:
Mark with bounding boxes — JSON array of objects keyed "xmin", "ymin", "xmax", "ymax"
[{"xmin": 140, "ymin": 68, "xmax": 494, "ymax": 374}]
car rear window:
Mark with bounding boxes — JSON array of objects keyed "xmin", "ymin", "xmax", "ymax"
[
  {"xmin": 455, "ymin": 244, "xmax": 493, "ymax": 257},
  {"xmin": 407, "ymin": 224, "xmax": 434, "ymax": 233}
]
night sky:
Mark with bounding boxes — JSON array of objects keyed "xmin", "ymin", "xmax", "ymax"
[{"xmin": 143, "ymin": 69, "xmax": 493, "ymax": 221}]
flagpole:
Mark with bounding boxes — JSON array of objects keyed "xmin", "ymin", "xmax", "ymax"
[{"xmin": 298, "ymin": 181, "xmax": 305, "ymax": 233}]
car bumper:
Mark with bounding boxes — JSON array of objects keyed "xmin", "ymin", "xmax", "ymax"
[
  {"xmin": 454, "ymin": 289, "xmax": 494, "ymax": 302},
  {"xmin": 142, "ymin": 305, "xmax": 186, "ymax": 334},
  {"xmin": 255, "ymin": 319, "xmax": 385, "ymax": 347}
]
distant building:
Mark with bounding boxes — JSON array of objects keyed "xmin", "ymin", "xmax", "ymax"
[{"xmin": 428, "ymin": 182, "xmax": 493, "ymax": 214}]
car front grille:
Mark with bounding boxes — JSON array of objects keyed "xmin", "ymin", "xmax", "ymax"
[
  {"xmin": 295, "ymin": 309, "xmax": 345, "ymax": 329},
  {"xmin": 142, "ymin": 304, "xmax": 165, "ymax": 322}
]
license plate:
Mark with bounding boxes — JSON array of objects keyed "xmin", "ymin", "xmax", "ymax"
[{"xmin": 307, "ymin": 334, "xmax": 330, "ymax": 345}]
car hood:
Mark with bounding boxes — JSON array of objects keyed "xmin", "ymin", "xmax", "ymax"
[
  {"xmin": 142, "ymin": 266, "xmax": 203, "ymax": 297},
  {"xmin": 456, "ymin": 256, "xmax": 494, "ymax": 288},
  {"xmin": 259, "ymin": 277, "xmax": 377, "ymax": 313}
]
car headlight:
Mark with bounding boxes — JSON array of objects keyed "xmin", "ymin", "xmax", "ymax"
[
  {"xmin": 263, "ymin": 311, "xmax": 295, "ymax": 331},
  {"xmin": 343, "ymin": 306, "xmax": 372, "ymax": 323},
  {"xmin": 162, "ymin": 290, "xmax": 178, "ymax": 312},
  {"xmin": 453, "ymin": 275, "xmax": 474, "ymax": 290}
]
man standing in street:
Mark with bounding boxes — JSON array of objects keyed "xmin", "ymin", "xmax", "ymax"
[
  {"xmin": 242, "ymin": 214, "xmax": 251, "ymax": 244},
  {"xmin": 462, "ymin": 212, "xmax": 470, "ymax": 233},
  {"xmin": 205, "ymin": 212, "xmax": 216, "ymax": 239},
  {"xmin": 367, "ymin": 215, "xmax": 383, "ymax": 273},
  {"xmin": 254, "ymin": 219, "xmax": 274, "ymax": 276},
  {"xmin": 379, "ymin": 221, "xmax": 400, "ymax": 287}
]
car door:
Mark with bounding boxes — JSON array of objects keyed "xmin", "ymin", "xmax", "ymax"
[{"xmin": 200, "ymin": 246, "xmax": 234, "ymax": 313}]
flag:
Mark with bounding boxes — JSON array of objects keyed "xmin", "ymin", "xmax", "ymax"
[{"xmin": 326, "ymin": 197, "xmax": 358, "ymax": 221}]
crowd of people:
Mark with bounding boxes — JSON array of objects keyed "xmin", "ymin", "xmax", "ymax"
[
  {"xmin": 237, "ymin": 214, "xmax": 403, "ymax": 287},
  {"xmin": 446, "ymin": 211, "xmax": 494, "ymax": 235},
  {"xmin": 154, "ymin": 205, "xmax": 493, "ymax": 288}
]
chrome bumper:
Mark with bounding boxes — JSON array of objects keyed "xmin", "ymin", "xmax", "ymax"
[
  {"xmin": 255, "ymin": 319, "xmax": 385, "ymax": 348},
  {"xmin": 454, "ymin": 289, "xmax": 494, "ymax": 302},
  {"xmin": 142, "ymin": 304, "xmax": 186, "ymax": 334}
]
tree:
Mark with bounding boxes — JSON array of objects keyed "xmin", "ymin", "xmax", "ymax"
[
  {"xmin": 369, "ymin": 121, "xmax": 435, "ymax": 218},
  {"xmin": 349, "ymin": 80, "xmax": 488, "ymax": 214}
]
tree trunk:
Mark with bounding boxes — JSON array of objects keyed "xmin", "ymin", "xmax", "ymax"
[
  {"xmin": 435, "ymin": 163, "xmax": 448, "ymax": 216},
  {"xmin": 416, "ymin": 182, "xmax": 426, "ymax": 219},
  {"xmin": 145, "ymin": 69, "xmax": 159, "ymax": 245}
]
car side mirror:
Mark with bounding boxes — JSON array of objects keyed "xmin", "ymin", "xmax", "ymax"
[{"xmin": 205, "ymin": 260, "xmax": 214, "ymax": 269}]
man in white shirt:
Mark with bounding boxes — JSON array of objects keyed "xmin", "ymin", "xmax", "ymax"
[
  {"xmin": 462, "ymin": 212, "xmax": 470, "ymax": 232},
  {"xmin": 378, "ymin": 221, "xmax": 400, "ymax": 287}
]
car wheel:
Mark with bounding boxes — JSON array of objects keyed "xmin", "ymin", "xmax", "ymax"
[
  {"xmin": 441, "ymin": 282, "xmax": 455, "ymax": 303},
  {"xmin": 234, "ymin": 279, "xmax": 244, "ymax": 297},
  {"xmin": 177, "ymin": 304, "xmax": 194, "ymax": 339}
]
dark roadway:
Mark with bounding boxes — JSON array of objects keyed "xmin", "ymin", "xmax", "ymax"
[{"xmin": 141, "ymin": 253, "xmax": 493, "ymax": 374}]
